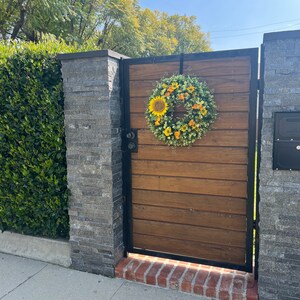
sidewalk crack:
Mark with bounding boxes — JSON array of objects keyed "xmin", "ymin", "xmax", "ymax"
[
  {"xmin": 0, "ymin": 264, "xmax": 48, "ymax": 299},
  {"xmin": 109, "ymin": 281, "xmax": 125, "ymax": 300}
]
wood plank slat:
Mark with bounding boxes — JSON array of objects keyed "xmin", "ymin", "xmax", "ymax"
[
  {"xmin": 132, "ymin": 189, "xmax": 246, "ymax": 215},
  {"xmin": 129, "ymin": 75, "xmax": 250, "ymax": 97},
  {"xmin": 130, "ymin": 112, "xmax": 249, "ymax": 130},
  {"xmin": 133, "ymin": 233, "xmax": 245, "ymax": 264},
  {"xmin": 138, "ymin": 129, "xmax": 248, "ymax": 147},
  {"xmin": 132, "ymin": 160, "xmax": 247, "ymax": 181},
  {"xmin": 132, "ymin": 205, "xmax": 246, "ymax": 232},
  {"xmin": 132, "ymin": 175, "xmax": 247, "ymax": 198},
  {"xmin": 129, "ymin": 62, "xmax": 180, "ymax": 81},
  {"xmin": 183, "ymin": 57, "xmax": 250, "ymax": 77},
  {"xmin": 132, "ymin": 145, "xmax": 248, "ymax": 164},
  {"xmin": 130, "ymin": 93, "xmax": 249, "ymax": 113},
  {"xmin": 133, "ymin": 219, "xmax": 246, "ymax": 248}
]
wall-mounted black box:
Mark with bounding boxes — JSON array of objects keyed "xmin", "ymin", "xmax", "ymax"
[{"xmin": 273, "ymin": 112, "xmax": 300, "ymax": 170}]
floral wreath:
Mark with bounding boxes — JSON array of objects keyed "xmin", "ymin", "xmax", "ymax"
[{"xmin": 145, "ymin": 74, "xmax": 217, "ymax": 147}]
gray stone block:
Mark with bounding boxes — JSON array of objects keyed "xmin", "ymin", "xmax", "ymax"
[
  {"xmin": 60, "ymin": 53, "xmax": 123, "ymax": 277},
  {"xmin": 259, "ymin": 33, "xmax": 300, "ymax": 300}
]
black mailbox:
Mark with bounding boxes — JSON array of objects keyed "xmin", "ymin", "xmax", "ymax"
[{"xmin": 273, "ymin": 112, "xmax": 300, "ymax": 170}]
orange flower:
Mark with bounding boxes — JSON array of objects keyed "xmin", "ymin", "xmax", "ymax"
[
  {"xmin": 184, "ymin": 93, "xmax": 189, "ymax": 97},
  {"xmin": 165, "ymin": 92, "xmax": 170, "ymax": 97},
  {"xmin": 155, "ymin": 117, "xmax": 161, "ymax": 126},
  {"xmin": 178, "ymin": 93, "xmax": 185, "ymax": 101},
  {"xmin": 174, "ymin": 131, "xmax": 180, "ymax": 140},
  {"xmin": 189, "ymin": 120, "xmax": 196, "ymax": 127},
  {"xmin": 192, "ymin": 103, "xmax": 202, "ymax": 109},
  {"xmin": 167, "ymin": 86, "xmax": 174, "ymax": 93}
]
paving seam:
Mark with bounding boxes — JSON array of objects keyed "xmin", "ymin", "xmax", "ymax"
[{"xmin": 0, "ymin": 264, "xmax": 48, "ymax": 300}]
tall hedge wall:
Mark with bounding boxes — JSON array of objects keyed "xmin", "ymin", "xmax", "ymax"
[{"xmin": 0, "ymin": 41, "xmax": 83, "ymax": 238}]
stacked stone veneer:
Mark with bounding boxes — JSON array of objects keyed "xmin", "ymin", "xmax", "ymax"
[
  {"xmin": 58, "ymin": 50, "xmax": 124, "ymax": 276},
  {"xmin": 259, "ymin": 31, "xmax": 300, "ymax": 299}
]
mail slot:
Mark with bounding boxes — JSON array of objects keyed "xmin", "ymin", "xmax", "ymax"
[{"xmin": 273, "ymin": 112, "xmax": 300, "ymax": 170}]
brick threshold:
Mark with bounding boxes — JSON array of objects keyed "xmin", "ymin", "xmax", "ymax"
[{"xmin": 115, "ymin": 254, "xmax": 258, "ymax": 300}]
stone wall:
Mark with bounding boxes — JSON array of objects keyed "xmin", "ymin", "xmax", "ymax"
[
  {"xmin": 259, "ymin": 30, "xmax": 300, "ymax": 299},
  {"xmin": 58, "ymin": 50, "xmax": 124, "ymax": 277}
]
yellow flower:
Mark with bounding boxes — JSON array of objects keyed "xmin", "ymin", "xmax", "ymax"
[
  {"xmin": 181, "ymin": 124, "xmax": 188, "ymax": 132},
  {"xmin": 162, "ymin": 83, "xmax": 168, "ymax": 89},
  {"xmin": 164, "ymin": 127, "xmax": 172, "ymax": 137},
  {"xmin": 200, "ymin": 107, "xmax": 208, "ymax": 116},
  {"xmin": 172, "ymin": 82, "xmax": 179, "ymax": 89},
  {"xmin": 174, "ymin": 131, "xmax": 181, "ymax": 140},
  {"xmin": 149, "ymin": 96, "xmax": 168, "ymax": 117},
  {"xmin": 155, "ymin": 117, "xmax": 161, "ymax": 126},
  {"xmin": 187, "ymin": 85, "xmax": 195, "ymax": 93}
]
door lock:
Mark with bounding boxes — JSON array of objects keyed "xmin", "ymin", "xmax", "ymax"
[{"xmin": 125, "ymin": 129, "xmax": 138, "ymax": 153}]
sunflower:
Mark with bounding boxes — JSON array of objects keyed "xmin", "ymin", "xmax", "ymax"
[
  {"xmin": 164, "ymin": 127, "xmax": 172, "ymax": 137},
  {"xmin": 172, "ymin": 82, "xmax": 179, "ymax": 89},
  {"xmin": 200, "ymin": 107, "xmax": 208, "ymax": 116},
  {"xmin": 149, "ymin": 96, "xmax": 168, "ymax": 117},
  {"xmin": 181, "ymin": 124, "xmax": 188, "ymax": 132},
  {"xmin": 187, "ymin": 85, "xmax": 195, "ymax": 93}
]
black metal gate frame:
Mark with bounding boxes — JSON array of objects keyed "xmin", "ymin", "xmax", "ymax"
[{"xmin": 120, "ymin": 48, "xmax": 259, "ymax": 273}]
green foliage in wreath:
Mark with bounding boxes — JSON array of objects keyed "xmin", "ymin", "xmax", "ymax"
[{"xmin": 145, "ymin": 74, "xmax": 217, "ymax": 147}]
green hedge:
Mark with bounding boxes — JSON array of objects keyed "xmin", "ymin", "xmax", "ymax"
[{"xmin": 0, "ymin": 41, "xmax": 86, "ymax": 238}]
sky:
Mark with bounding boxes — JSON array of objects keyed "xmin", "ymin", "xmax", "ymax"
[{"xmin": 139, "ymin": 0, "xmax": 300, "ymax": 51}]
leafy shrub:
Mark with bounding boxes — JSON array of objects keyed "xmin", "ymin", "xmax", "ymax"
[{"xmin": 0, "ymin": 41, "xmax": 84, "ymax": 238}]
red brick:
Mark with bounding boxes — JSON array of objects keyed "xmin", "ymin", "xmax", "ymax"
[
  {"xmin": 169, "ymin": 266, "xmax": 186, "ymax": 290},
  {"xmin": 124, "ymin": 259, "xmax": 141, "ymax": 280},
  {"xmin": 181, "ymin": 268, "xmax": 199, "ymax": 293},
  {"xmin": 193, "ymin": 269, "xmax": 210, "ymax": 295},
  {"xmin": 205, "ymin": 271, "xmax": 221, "ymax": 298},
  {"xmin": 146, "ymin": 262, "xmax": 162, "ymax": 285},
  {"xmin": 135, "ymin": 261, "xmax": 152, "ymax": 283},
  {"xmin": 232, "ymin": 294, "xmax": 244, "ymax": 300},
  {"xmin": 219, "ymin": 273, "xmax": 234, "ymax": 300},
  {"xmin": 246, "ymin": 279, "xmax": 258, "ymax": 300},
  {"xmin": 115, "ymin": 258, "xmax": 132, "ymax": 278},
  {"xmin": 232, "ymin": 274, "xmax": 247, "ymax": 294},
  {"xmin": 157, "ymin": 264, "xmax": 174, "ymax": 288}
]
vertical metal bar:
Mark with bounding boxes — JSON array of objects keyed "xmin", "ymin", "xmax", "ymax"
[
  {"xmin": 120, "ymin": 58, "xmax": 134, "ymax": 254},
  {"xmin": 245, "ymin": 48, "xmax": 259, "ymax": 273},
  {"xmin": 179, "ymin": 53, "xmax": 184, "ymax": 74},
  {"xmin": 255, "ymin": 44, "xmax": 265, "ymax": 280}
]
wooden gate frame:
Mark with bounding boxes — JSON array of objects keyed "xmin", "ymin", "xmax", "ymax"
[{"xmin": 121, "ymin": 48, "xmax": 259, "ymax": 272}]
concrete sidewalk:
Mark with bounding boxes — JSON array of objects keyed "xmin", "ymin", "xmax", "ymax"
[{"xmin": 0, "ymin": 253, "xmax": 210, "ymax": 300}]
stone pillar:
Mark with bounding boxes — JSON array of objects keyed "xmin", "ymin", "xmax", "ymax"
[
  {"xmin": 259, "ymin": 30, "xmax": 300, "ymax": 299},
  {"xmin": 58, "ymin": 50, "xmax": 124, "ymax": 277}
]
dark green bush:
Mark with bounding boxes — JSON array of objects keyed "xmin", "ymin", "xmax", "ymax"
[{"xmin": 0, "ymin": 41, "xmax": 83, "ymax": 238}]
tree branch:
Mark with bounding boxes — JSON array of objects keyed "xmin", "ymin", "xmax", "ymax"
[{"xmin": 11, "ymin": 2, "xmax": 27, "ymax": 39}]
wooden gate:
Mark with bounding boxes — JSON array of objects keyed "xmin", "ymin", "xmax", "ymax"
[{"xmin": 122, "ymin": 49, "xmax": 258, "ymax": 272}]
